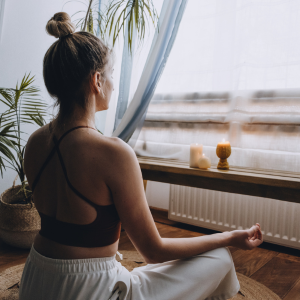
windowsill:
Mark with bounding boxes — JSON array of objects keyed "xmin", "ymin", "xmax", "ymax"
[{"xmin": 138, "ymin": 156, "xmax": 300, "ymax": 203}]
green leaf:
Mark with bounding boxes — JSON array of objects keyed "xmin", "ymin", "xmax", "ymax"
[
  {"xmin": 27, "ymin": 111, "xmax": 46, "ymax": 127},
  {"xmin": 71, "ymin": 0, "xmax": 158, "ymax": 52},
  {"xmin": 96, "ymin": 128, "xmax": 103, "ymax": 135},
  {"xmin": 0, "ymin": 88, "xmax": 14, "ymax": 108},
  {"xmin": 88, "ymin": 8, "xmax": 94, "ymax": 33},
  {"xmin": 0, "ymin": 73, "xmax": 48, "ymax": 181},
  {"xmin": 83, "ymin": 0, "xmax": 93, "ymax": 31}
]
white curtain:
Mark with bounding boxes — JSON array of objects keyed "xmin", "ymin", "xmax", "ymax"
[
  {"xmin": 135, "ymin": 0, "xmax": 300, "ymax": 173},
  {"xmin": 104, "ymin": 0, "xmax": 163, "ymax": 136},
  {"xmin": 113, "ymin": 0, "xmax": 188, "ymax": 144}
]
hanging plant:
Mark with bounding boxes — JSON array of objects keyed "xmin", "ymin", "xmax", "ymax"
[
  {"xmin": 71, "ymin": 0, "xmax": 158, "ymax": 52},
  {"xmin": 106, "ymin": 0, "xmax": 158, "ymax": 51}
]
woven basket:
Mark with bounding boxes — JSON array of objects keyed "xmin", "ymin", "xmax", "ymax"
[{"xmin": 0, "ymin": 186, "xmax": 41, "ymax": 249}]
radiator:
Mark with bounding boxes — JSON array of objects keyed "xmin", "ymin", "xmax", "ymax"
[{"xmin": 169, "ymin": 185, "xmax": 300, "ymax": 249}]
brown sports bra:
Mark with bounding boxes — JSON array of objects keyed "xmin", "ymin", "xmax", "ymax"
[{"xmin": 31, "ymin": 125, "xmax": 121, "ymax": 248}]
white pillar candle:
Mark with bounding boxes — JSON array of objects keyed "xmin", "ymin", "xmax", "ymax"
[
  {"xmin": 197, "ymin": 153, "xmax": 211, "ymax": 169},
  {"xmin": 190, "ymin": 143, "xmax": 203, "ymax": 168}
]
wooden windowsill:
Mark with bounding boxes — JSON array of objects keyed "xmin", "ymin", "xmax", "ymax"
[{"xmin": 138, "ymin": 156, "xmax": 300, "ymax": 203}]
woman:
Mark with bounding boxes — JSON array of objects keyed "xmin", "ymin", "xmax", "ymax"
[{"xmin": 20, "ymin": 12, "xmax": 263, "ymax": 300}]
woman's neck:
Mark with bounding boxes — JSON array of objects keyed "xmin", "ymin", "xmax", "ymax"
[
  {"xmin": 52, "ymin": 110, "xmax": 96, "ymax": 136},
  {"xmin": 54, "ymin": 102, "xmax": 97, "ymax": 133}
]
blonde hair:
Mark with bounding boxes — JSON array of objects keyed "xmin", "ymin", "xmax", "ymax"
[{"xmin": 44, "ymin": 12, "xmax": 112, "ymax": 121}]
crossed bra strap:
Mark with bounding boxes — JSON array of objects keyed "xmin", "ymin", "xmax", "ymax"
[{"xmin": 30, "ymin": 125, "xmax": 97, "ymax": 207}]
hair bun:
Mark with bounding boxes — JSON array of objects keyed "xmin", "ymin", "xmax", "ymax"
[{"xmin": 46, "ymin": 12, "xmax": 75, "ymax": 39}]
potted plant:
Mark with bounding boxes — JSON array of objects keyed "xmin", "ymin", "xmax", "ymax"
[{"xmin": 0, "ymin": 74, "xmax": 47, "ymax": 249}]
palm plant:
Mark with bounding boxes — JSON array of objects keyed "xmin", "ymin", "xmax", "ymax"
[
  {"xmin": 0, "ymin": 101, "xmax": 15, "ymax": 178},
  {"xmin": 72, "ymin": 0, "xmax": 158, "ymax": 52},
  {"xmin": 71, "ymin": 0, "xmax": 105, "ymax": 36},
  {"xmin": 0, "ymin": 74, "xmax": 47, "ymax": 202},
  {"xmin": 106, "ymin": 0, "xmax": 158, "ymax": 51}
]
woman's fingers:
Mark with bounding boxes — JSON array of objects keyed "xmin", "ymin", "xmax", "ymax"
[
  {"xmin": 247, "ymin": 225, "xmax": 259, "ymax": 238},
  {"xmin": 257, "ymin": 227, "xmax": 263, "ymax": 242},
  {"xmin": 254, "ymin": 224, "xmax": 262, "ymax": 238},
  {"xmin": 246, "ymin": 224, "xmax": 263, "ymax": 248},
  {"xmin": 248, "ymin": 238, "xmax": 263, "ymax": 248},
  {"xmin": 231, "ymin": 224, "xmax": 263, "ymax": 250}
]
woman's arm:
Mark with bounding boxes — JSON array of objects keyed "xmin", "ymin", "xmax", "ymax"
[{"xmin": 104, "ymin": 138, "xmax": 263, "ymax": 264}]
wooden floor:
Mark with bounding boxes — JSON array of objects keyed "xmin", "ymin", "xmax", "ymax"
[{"xmin": 1, "ymin": 214, "xmax": 300, "ymax": 299}]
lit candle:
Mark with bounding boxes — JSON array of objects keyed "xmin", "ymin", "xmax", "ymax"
[
  {"xmin": 216, "ymin": 138, "xmax": 231, "ymax": 170},
  {"xmin": 218, "ymin": 138, "xmax": 230, "ymax": 146},
  {"xmin": 197, "ymin": 153, "xmax": 211, "ymax": 169},
  {"xmin": 190, "ymin": 143, "xmax": 203, "ymax": 168}
]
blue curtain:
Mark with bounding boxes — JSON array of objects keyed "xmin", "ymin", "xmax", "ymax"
[{"xmin": 112, "ymin": 0, "xmax": 189, "ymax": 146}]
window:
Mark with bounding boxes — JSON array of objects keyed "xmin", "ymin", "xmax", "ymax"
[{"xmin": 135, "ymin": 0, "xmax": 300, "ymax": 172}]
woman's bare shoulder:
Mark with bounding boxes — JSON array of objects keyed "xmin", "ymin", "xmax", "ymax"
[
  {"xmin": 25, "ymin": 124, "xmax": 52, "ymax": 154},
  {"xmin": 90, "ymin": 134, "xmax": 137, "ymax": 170},
  {"xmin": 70, "ymin": 133, "xmax": 139, "ymax": 195},
  {"xmin": 91, "ymin": 134, "xmax": 134, "ymax": 157},
  {"xmin": 24, "ymin": 124, "xmax": 53, "ymax": 177},
  {"xmin": 26, "ymin": 124, "xmax": 51, "ymax": 148}
]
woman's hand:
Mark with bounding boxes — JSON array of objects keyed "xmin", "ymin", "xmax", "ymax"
[{"xmin": 229, "ymin": 223, "xmax": 263, "ymax": 250}]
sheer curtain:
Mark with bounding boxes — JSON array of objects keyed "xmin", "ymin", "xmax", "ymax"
[
  {"xmin": 104, "ymin": 0, "xmax": 163, "ymax": 137},
  {"xmin": 135, "ymin": 0, "xmax": 300, "ymax": 173},
  {"xmin": 113, "ymin": 0, "xmax": 188, "ymax": 145}
]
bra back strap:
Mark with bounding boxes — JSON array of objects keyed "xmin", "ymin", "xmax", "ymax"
[
  {"xmin": 56, "ymin": 126, "xmax": 97, "ymax": 145},
  {"xmin": 31, "ymin": 125, "xmax": 97, "ymax": 193},
  {"xmin": 52, "ymin": 135, "xmax": 99, "ymax": 208}
]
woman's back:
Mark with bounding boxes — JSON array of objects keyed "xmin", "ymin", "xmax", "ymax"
[{"xmin": 25, "ymin": 122, "xmax": 121, "ymax": 259}]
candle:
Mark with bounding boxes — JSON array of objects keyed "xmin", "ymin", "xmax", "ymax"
[
  {"xmin": 216, "ymin": 138, "xmax": 231, "ymax": 170},
  {"xmin": 197, "ymin": 153, "xmax": 211, "ymax": 169},
  {"xmin": 190, "ymin": 143, "xmax": 203, "ymax": 168},
  {"xmin": 218, "ymin": 138, "xmax": 230, "ymax": 146}
]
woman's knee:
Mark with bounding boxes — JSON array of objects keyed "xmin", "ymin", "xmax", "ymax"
[
  {"xmin": 196, "ymin": 247, "xmax": 234, "ymax": 272},
  {"xmin": 211, "ymin": 247, "xmax": 234, "ymax": 270}
]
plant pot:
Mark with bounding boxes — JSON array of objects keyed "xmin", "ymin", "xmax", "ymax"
[{"xmin": 0, "ymin": 185, "xmax": 41, "ymax": 249}]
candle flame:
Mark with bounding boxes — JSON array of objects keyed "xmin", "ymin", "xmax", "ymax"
[
  {"xmin": 222, "ymin": 138, "xmax": 225, "ymax": 142},
  {"xmin": 203, "ymin": 153, "xmax": 205, "ymax": 156}
]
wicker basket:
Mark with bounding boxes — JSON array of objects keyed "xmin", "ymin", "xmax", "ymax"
[{"xmin": 0, "ymin": 186, "xmax": 41, "ymax": 249}]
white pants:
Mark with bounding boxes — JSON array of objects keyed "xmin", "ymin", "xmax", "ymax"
[{"xmin": 19, "ymin": 246, "xmax": 239, "ymax": 300}]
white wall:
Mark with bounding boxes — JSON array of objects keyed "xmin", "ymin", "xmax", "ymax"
[
  {"xmin": 145, "ymin": 181, "xmax": 170, "ymax": 210},
  {"xmin": 0, "ymin": 0, "xmax": 123, "ymax": 194},
  {"xmin": 0, "ymin": 0, "xmax": 65, "ymax": 192}
]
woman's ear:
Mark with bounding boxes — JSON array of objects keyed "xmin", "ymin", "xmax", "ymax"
[{"xmin": 91, "ymin": 72, "xmax": 102, "ymax": 94}]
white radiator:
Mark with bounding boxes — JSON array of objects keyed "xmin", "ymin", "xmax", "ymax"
[{"xmin": 169, "ymin": 185, "xmax": 300, "ymax": 249}]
